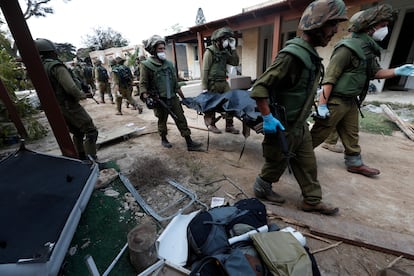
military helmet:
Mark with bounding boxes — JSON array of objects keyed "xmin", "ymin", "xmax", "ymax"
[
  {"xmin": 143, "ymin": 35, "xmax": 166, "ymax": 55},
  {"xmin": 299, "ymin": 0, "xmax": 348, "ymax": 31},
  {"xmin": 34, "ymin": 38, "xmax": 57, "ymax": 53},
  {"xmin": 211, "ymin": 27, "xmax": 234, "ymax": 41},
  {"xmin": 348, "ymin": 4, "xmax": 395, "ymax": 33},
  {"xmin": 109, "ymin": 59, "xmax": 117, "ymax": 66},
  {"xmin": 94, "ymin": 59, "xmax": 102, "ymax": 66},
  {"xmin": 115, "ymin": 56, "xmax": 126, "ymax": 64}
]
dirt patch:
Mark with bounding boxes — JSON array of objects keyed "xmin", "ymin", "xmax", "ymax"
[{"xmin": 4, "ymin": 97, "xmax": 414, "ymax": 275}]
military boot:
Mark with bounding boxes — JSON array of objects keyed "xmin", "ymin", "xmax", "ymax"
[
  {"xmin": 135, "ymin": 104, "xmax": 143, "ymax": 114},
  {"xmin": 185, "ymin": 136, "xmax": 203, "ymax": 151},
  {"xmin": 161, "ymin": 135, "xmax": 172, "ymax": 148},
  {"xmin": 253, "ymin": 176, "xmax": 285, "ymax": 204},
  {"xmin": 225, "ymin": 118, "xmax": 240, "ymax": 134}
]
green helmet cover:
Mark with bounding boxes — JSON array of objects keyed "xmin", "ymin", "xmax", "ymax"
[
  {"xmin": 299, "ymin": 0, "xmax": 348, "ymax": 31},
  {"xmin": 34, "ymin": 38, "xmax": 57, "ymax": 53}
]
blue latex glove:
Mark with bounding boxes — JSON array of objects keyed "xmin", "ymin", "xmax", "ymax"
[
  {"xmin": 395, "ymin": 64, "xmax": 414, "ymax": 77},
  {"xmin": 262, "ymin": 114, "xmax": 285, "ymax": 134},
  {"xmin": 317, "ymin": 104, "xmax": 330, "ymax": 118}
]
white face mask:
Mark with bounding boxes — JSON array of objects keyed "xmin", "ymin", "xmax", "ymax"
[
  {"xmin": 222, "ymin": 39, "xmax": 229, "ymax": 48},
  {"xmin": 157, "ymin": 52, "xmax": 166, "ymax": 60},
  {"xmin": 372, "ymin": 26, "xmax": 388, "ymax": 41}
]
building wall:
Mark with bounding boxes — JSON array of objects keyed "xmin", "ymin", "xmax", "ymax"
[
  {"xmin": 241, "ymin": 27, "xmax": 260, "ymax": 80},
  {"xmin": 88, "ymin": 45, "xmax": 142, "ymax": 72},
  {"xmin": 185, "ymin": 44, "xmax": 200, "ymax": 80}
]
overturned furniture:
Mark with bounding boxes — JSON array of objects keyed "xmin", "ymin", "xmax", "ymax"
[{"xmin": 0, "ymin": 146, "xmax": 99, "ymax": 276}]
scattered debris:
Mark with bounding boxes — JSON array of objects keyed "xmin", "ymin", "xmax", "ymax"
[
  {"xmin": 223, "ymin": 174, "xmax": 249, "ymax": 198},
  {"xmin": 311, "ymin": 241, "xmax": 343, "ymax": 255},
  {"xmin": 104, "ymin": 188, "xmax": 120, "ymax": 197},
  {"xmin": 381, "ymin": 104, "xmax": 414, "ymax": 141},
  {"xmin": 387, "ymin": 255, "xmax": 404, "ymax": 268},
  {"xmin": 95, "ymin": 168, "xmax": 118, "ymax": 189}
]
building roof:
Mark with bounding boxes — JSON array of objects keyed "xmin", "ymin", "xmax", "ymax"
[{"xmin": 165, "ymin": 0, "xmax": 309, "ymax": 43}]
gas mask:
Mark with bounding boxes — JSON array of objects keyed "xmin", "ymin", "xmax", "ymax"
[
  {"xmin": 157, "ymin": 52, "xmax": 166, "ymax": 60},
  {"xmin": 372, "ymin": 26, "xmax": 388, "ymax": 41}
]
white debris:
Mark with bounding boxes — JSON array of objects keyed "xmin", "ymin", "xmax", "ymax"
[{"xmin": 104, "ymin": 189, "xmax": 120, "ymax": 197}]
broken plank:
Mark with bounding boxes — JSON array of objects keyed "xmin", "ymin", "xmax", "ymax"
[
  {"xmin": 266, "ymin": 204, "xmax": 414, "ymax": 260},
  {"xmin": 381, "ymin": 104, "xmax": 414, "ymax": 141}
]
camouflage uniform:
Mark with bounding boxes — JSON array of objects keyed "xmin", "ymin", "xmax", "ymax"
[
  {"xmin": 83, "ymin": 63, "xmax": 96, "ymax": 93},
  {"xmin": 310, "ymin": 4, "xmax": 395, "ymax": 176},
  {"xmin": 111, "ymin": 58, "xmax": 141, "ymax": 115},
  {"xmin": 94, "ymin": 60, "xmax": 114, "ymax": 104},
  {"xmin": 140, "ymin": 35, "xmax": 202, "ymax": 151},
  {"xmin": 202, "ymin": 27, "xmax": 240, "ymax": 134},
  {"xmin": 251, "ymin": 0, "xmax": 347, "ymax": 215},
  {"xmin": 251, "ymin": 38, "xmax": 324, "ymax": 206},
  {"xmin": 35, "ymin": 39, "xmax": 98, "ymax": 160},
  {"xmin": 140, "ymin": 56, "xmax": 191, "ymax": 138}
]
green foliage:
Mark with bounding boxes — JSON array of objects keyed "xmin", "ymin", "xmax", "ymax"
[
  {"xmin": 127, "ymin": 49, "xmax": 139, "ymax": 67},
  {"xmin": 359, "ymin": 110, "xmax": 398, "ymax": 136},
  {"xmin": 0, "ymin": 30, "xmax": 13, "ymax": 56},
  {"xmin": 55, "ymin": 42, "xmax": 77, "ymax": 62},
  {"xmin": 20, "ymin": 0, "xmax": 55, "ymax": 20},
  {"xmin": 76, "ymin": 47, "xmax": 95, "ymax": 61},
  {"xmin": 82, "ymin": 26, "xmax": 129, "ymax": 51},
  {"xmin": 0, "ymin": 48, "xmax": 18, "ymax": 96},
  {"xmin": 0, "ymin": 36, "xmax": 46, "ymax": 147},
  {"xmin": 24, "ymin": 117, "xmax": 47, "ymax": 141}
]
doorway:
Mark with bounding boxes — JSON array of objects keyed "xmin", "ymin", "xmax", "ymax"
[{"xmin": 385, "ymin": 10, "xmax": 414, "ymax": 90}]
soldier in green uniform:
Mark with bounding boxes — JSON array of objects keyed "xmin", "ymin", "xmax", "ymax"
[
  {"xmin": 35, "ymin": 38, "xmax": 98, "ymax": 160},
  {"xmin": 201, "ymin": 27, "xmax": 240, "ymax": 134},
  {"xmin": 94, "ymin": 59, "xmax": 114, "ymax": 104},
  {"xmin": 250, "ymin": 0, "xmax": 348, "ymax": 215},
  {"xmin": 83, "ymin": 58, "xmax": 96, "ymax": 94},
  {"xmin": 311, "ymin": 4, "xmax": 414, "ymax": 177},
  {"xmin": 139, "ymin": 35, "xmax": 203, "ymax": 151},
  {"xmin": 321, "ymin": 130, "xmax": 344, "ymax": 153},
  {"xmin": 111, "ymin": 57, "xmax": 142, "ymax": 115}
]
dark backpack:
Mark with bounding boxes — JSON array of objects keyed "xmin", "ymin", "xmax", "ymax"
[
  {"xmin": 116, "ymin": 65, "xmax": 132, "ymax": 87},
  {"xmin": 83, "ymin": 65, "xmax": 93, "ymax": 79},
  {"xmin": 187, "ymin": 198, "xmax": 268, "ymax": 276},
  {"xmin": 68, "ymin": 68, "xmax": 90, "ymax": 94},
  {"xmin": 97, "ymin": 66, "xmax": 108, "ymax": 82}
]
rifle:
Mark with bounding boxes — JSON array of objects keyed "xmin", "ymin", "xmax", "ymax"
[
  {"xmin": 147, "ymin": 95, "xmax": 178, "ymax": 120},
  {"xmin": 86, "ymin": 93, "xmax": 100, "ymax": 105}
]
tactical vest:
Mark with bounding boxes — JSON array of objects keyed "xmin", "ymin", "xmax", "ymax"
[
  {"xmin": 43, "ymin": 59, "xmax": 77, "ymax": 106},
  {"xmin": 206, "ymin": 46, "xmax": 228, "ymax": 82},
  {"xmin": 96, "ymin": 65, "xmax": 108, "ymax": 82},
  {"xmin": 331, "ymin": 38, "xmax": 368, "ymax": 97},
  {"xmin": 142, "ymin": 58, "xmax": 177, "ymax": 99},
  {"xmin": 276, "ymin": 38, "xmax": 322, "ymax": 124}
]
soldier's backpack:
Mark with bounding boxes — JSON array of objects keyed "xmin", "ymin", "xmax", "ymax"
[
  {"xmin": 116, "ymin": 65, "xmax": 132, "ymax": 87},
  {"xmin": 187, "ymin": 198, "xmax": 269, "ymax": 275},
  {"xmin": 83, "ymin": 65, "xmax": 93, "ymax": 80},
  {"xmin": 96, "ymin": 66, "xmax": 108, "ymax": 82}
]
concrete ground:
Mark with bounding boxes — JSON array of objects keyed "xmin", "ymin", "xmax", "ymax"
[{"xmin": 366, "ymin": 89, "xmax": 414, "ymax": 105}]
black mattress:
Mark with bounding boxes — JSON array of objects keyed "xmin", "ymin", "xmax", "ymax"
[{"xmin": 0, "ymin": 148, "xmax": 95, "ymax": 264}]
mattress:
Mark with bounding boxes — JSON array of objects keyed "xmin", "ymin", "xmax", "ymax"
[{"xmin": 0, "ymin": 148, "xmax": 98, "ymax": 276}]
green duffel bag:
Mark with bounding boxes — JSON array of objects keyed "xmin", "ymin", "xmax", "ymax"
[{"xmin": 251, "ymin": 231, "xmax": 312, "ymax": 276}]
